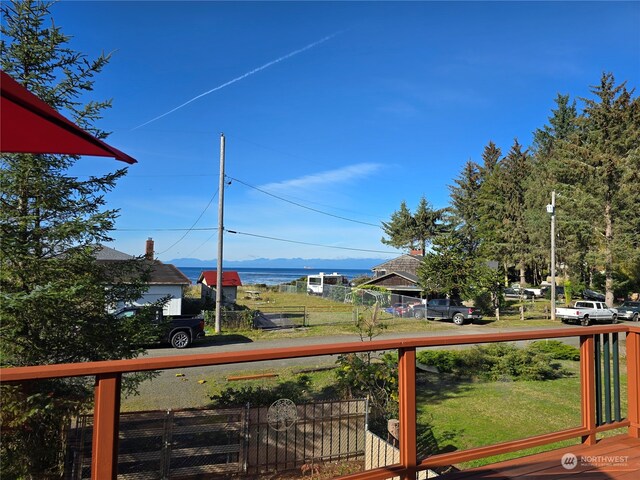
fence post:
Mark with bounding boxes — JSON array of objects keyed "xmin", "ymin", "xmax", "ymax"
[
  {"xmin": 398, "ymin": 347, "xmax": 417, "ymax": 480},
  {"xmin": 92, "ymin": 373, "xmax": 121, "ymax": 480},
  {"xmin": 627, "ymin": 328, "xmax": 640, "ymax": 439},
  {"xmin": 580, "ymin": 335, "xmax": 597, "ymax": 445}
]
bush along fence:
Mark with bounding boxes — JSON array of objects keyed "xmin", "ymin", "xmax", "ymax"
[{"xmin": 65, "ymin": 399, "xmax": 368, "ymax": 479}]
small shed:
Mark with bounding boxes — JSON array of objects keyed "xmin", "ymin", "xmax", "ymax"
[{"xmin": 197, "ymin": 271, "xmax": 242, "ymax": 304}]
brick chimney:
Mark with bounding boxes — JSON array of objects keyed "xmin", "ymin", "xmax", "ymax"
[
  {"xmin": 410, "ymin": 249, "xmax": 424, "ymax": 256},
  {"xmin": 145, "ymin": 237, "xmax": 154, "ymax": 260}
]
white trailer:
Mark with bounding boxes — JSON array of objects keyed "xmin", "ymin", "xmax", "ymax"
[{"xmin": 306, "ymin": 272, "xmax": 349, "ymax": 295}]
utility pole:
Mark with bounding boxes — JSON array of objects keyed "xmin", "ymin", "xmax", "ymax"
[
  {"xmin": 550, "ymin": 191, "xmax": 556, "ymax": 319},
  {"xmin": 215, "ymin": 133, "xmax": 225, "ymax": 334}
]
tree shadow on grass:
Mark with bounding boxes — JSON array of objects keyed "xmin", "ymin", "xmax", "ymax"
[{"xmin": 416, "ymin": 371, "xmax": 476, "ymax": 406}]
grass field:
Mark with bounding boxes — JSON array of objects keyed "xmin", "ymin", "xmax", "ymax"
[{"xmin": 205, "ymin": 286, "xmax": 562, "ymax": 339}]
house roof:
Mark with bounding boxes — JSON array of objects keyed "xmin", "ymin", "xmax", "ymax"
[
  {"xmin": 93, "ymin": 245, "xmax": 190, "ymax": 285},
  {"xmin": 197, "ymin": 271, "xmax": 242, "ymax": 287},
  {"xmin": 94, "ymin": 245, "xmax": 135, "ymax": 261},
  {"xmin": 149, "ymin": 261, "xmax": 191, "ymax": 285},
  {"xmin": 372, "ymin": 253, "xmax": 423, "ymax": 271}
]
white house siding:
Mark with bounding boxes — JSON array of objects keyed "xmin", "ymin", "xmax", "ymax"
[
  {"xmin": 111, "ymin": 285, "xmax": 183, "ymax": 315},
  {"xmin": 139, "ymin": 285, "xmax": 183, "ymax": 315}
]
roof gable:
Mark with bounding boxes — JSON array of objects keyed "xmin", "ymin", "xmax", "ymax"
[
  {"xmin": 361, "ymin": 271, "xmax": 419, "ymax": 286},
  {"xmin": 197, "ymin": 271, "xmax": 242, "ymax": 287}
]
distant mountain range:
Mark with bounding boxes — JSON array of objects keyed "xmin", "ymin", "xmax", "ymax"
[{"xmin": 167, "ymin": 257, "xmax": 391, "ymax": 270}]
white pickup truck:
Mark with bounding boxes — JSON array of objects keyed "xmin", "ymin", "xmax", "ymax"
[{"xmin": 556, "ymin": 301, "xmax": 618, "ymax": 326}]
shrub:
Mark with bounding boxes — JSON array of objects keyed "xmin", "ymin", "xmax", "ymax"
[
  {"xmin": 416, "ymin": 350, "xmax": 460, "ymax": 373},
  {"xmin": 528, "ymin": 340, "xmax": 580, "ymax": 361},
  {"xmin": 473, "ymin": 291, "xmax": 495, "ymax": 316},
  {"xmin": 416, "ymin": 343, "xmax": 568, "ymax": 381},
  {"xmin": 210, "ymin": 374, "xmax": 311, "ymax": 407}
]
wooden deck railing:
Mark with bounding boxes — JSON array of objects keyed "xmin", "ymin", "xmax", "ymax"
[{"xmin": 1, "ymin": 324, "xmax": 639, "ymax": 480}]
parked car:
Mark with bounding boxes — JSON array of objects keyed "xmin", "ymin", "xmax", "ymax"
[
  {"xmin": 114, "ymin": 306, "xmax": 205, "ymax": 349},
  {"xmin": 410, "ymin": 299, "xmax": 482, "ymax": 325},
  {"xmin": 555, "ymin": 301, "xmax": 618, "ymax": 326},
  {"xmin": 383, "ymin": 303, "xmax": 414, "ymax": 317},
  {"xmin": 616, "ymin": 301, "xmax": 640, "ymax": 322},
  {"xmin": 583, "ymin": 289, "xmax": 606, "ymax": 302},
  {"xmin": 503, "ymin": 287, "xmax": 535, "ymax": 300},
  {"xmin": 523, "ymin": 286, "xmax": 549, "ymax": 298}
]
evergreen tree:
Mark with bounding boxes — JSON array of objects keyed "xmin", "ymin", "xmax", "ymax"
[
  {"xmin": 500, "ymin": 140, "xmax": 532, "ymax": 288},
  {"xmin": 476, "ymin": 142, "xmax": 511, "ymax": 282},
  {"xmin": 527, "ymin": 93, "xmax": 580, "ymax": 286},
  {"xmin": 1, "ymin": 1, "xmax": 156, "ymax": 475},
  {"xmin": 381, "ymin": 196, "xmax": 447, "ymax": 253},
  {"xmin": 532, "ymin": 93, "xmax": 578, "ymax": 155},
  {"xmin": 381, "ymin": 200, "xmax": 416, "ymax": 250},
  {"xmin": 551, "ymin": 73, "xmax": 640, "ymax": 303},
  {"xmin": 449, "ymin": 160, "xmax": 482, "ymax": 254},
  {"xmin": 417, "ymin": 230, "xmax": 491, "ymax": 301}
]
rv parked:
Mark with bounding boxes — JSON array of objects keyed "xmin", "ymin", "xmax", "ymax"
[{"xmin": 307, "ymin": 272, "xmax": 349, "ymax": 295}]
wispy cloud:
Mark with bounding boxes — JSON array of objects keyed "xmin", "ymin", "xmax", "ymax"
[
  {"xmin": 260, "ymin": 163, "xmax": 383, "ymax": 193},
  {"xmin": 133, "ymin": 31, "xmax": 343, "ymax": 130}
]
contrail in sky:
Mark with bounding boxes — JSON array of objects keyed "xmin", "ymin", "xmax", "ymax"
[{"xmin": 133, "ymin": 31, "xmax": 341, "ymax": 130}]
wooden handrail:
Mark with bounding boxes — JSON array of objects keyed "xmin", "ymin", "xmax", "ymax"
[
  {"xmin": 0, "ymin": 325, "xmax": 629, "ymax": 381},
  {"xmin": 2, "ymin": 323, "xmax": 639, "ymax": 480}
]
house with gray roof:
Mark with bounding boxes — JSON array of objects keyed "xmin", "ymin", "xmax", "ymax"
[
  {"xmin": 95, "ymin": 239, "xmax": 191, "ymax": 315},
  {"xmin": 362, "ymin": 252, "xmax": 425, "ymax": 297}
]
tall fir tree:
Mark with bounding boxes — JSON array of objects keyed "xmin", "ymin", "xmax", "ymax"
[
  {"xmin": 476, "ymin": 141, "xmax": 511, "ymax": 283},
  {"xmin": 527, "ymin": 93, "xmax": 580, "ymax": 286},
  {"xmin": 551, "ymin": 73, "xmax": 640, "ymax": 303},
  {"xmin": 1, "ymin": 1, "xmax": 156, "ymax": 476},
  {"xmin": 449, "ymin": 160, "xmax": 482, "ymax": 255},
  {"xmin": 381, "ymin": 197, "xmax": 447, "ymax": 254}
]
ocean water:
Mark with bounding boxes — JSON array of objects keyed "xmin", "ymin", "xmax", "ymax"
[{"xmin": 177, "ymin": 267, "xmax": 372, "ymax": 286}]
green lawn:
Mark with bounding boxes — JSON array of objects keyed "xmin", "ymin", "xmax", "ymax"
[{"xmin": 415, "ymin": 359, "xmax": 629, "ymax": 468}]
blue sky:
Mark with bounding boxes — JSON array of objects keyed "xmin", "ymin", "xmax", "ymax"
[{"xmin": 50, "ymin": 1, "xmax": 639, "ymax": 263}]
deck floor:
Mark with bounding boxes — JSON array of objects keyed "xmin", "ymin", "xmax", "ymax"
[{"xmin": 439, "ymin": 435, "xmax": 640, "ymax": 479}]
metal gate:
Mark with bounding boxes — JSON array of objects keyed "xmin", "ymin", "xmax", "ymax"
[{"xmin": 66, "ymin": 400, "xmax": 366, "ymax": 479}]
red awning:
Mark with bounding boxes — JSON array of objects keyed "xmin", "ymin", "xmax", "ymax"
[{"xmin": 0, "ymin": 71, "xmax": 136, "ymax": 164}]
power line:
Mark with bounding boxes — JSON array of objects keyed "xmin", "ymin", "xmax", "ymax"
[
  {"xmin": 156, "ymin": 189, "xmax": 219, "ymax": 255},
  {"xmin": 114, "ymin": 225, "xmax": 398, "ymax": 255},
  {"xmin": 227, "ymin": 176, "xmax": 381, "ymax": 228},
  {"xmin": 226, "ymin": 229, "xmax": 400, "ymax": 255}
]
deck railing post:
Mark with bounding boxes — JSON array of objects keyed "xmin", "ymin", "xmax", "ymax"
[
  {"xmin": 580, "ymin": 335, "xmax": 597, "ymax": 445},
  {"xmin": 92, "ymin": 372, "xmax": 121, "ymax": 479},
  {"xmin": 627, "ymin": 328, "xmax": 640, "ymax": 439},
  {"xmin": 398, "ymin": 347, "xmax": 417, "ymax": 480}
]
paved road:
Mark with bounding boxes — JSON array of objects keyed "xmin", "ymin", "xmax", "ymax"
[{"xmin": 125, "ymin": 324, "xmax": 588, "ymax": 411}]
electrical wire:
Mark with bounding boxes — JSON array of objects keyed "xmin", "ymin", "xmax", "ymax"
[
  {"xmin": 226, "ymin": 176, "xmax": 381, "ymax": 227},
  {"xmin": 226, "ymin": 229, "xmax": 400, "ymax": 255},
  {"xmin": 116, "ymin": 227, "xmax": 217, "ymax": 232},
  {"xmin": 156, "ymin": 189, "xmax": 219, "ymax": 255}
]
